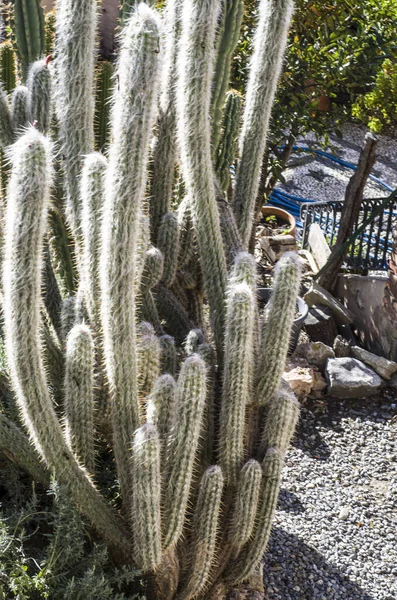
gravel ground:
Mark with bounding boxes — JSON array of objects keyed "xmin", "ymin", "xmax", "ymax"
[
  {"xmin": 263, "ymin": 392, "xmax": 397, "ymax": 600},
  {"xmin": 279, "ymin": 123, "xmax": 397, "ymax": 206}
]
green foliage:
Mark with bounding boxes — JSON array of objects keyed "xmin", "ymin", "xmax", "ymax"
[
  {"xmin": 232, "ymin": 0, "xmax": 397, "ymax": 200},
  {"xmin": 0, "ymin": 478, "xmax": 144, "ymax": 600},
  {"xmin": 352, "ymin": 59, "xmax": 397, "ymax": 133}
]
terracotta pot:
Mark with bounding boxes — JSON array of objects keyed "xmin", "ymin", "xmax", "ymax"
[{"xmin": 260, "ymin": 205, "xmax": 296, "ymax": 237}]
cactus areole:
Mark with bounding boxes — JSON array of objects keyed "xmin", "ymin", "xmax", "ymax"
[{"xmin": 0, "ymin": 0, "xmax": 299, "ymax": 598}]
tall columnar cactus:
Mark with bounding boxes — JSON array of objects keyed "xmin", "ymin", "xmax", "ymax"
[
  {"xmin": 0, "ymin": 0, "xmax": 301, "ymax": 597},
  {"xmin": 54, "ymin": 0, "xmax": 97, "ymax": 247},
  {"xmin": 44, "ymin": 10, "xmax": 56, "ymax": 55},
  {"xmin": 233, "ymin": 0, "xmax": 294, "ymax": 248},
  {"xmin": 64, "ymin": 324, "xmax": 95, "ymax": 473},
  {"xmin": 149, "ymin": 0, "xmax": 182, "ymax": 239},
  {"xmin": 157, "ymin": 212, "xmax": 180, "ymax": 287},
  {"xmin": 2, "ymin": 128, "xmax": 130, "ymax": 553},
  {"xmin": 27, "ymin": 58, "xmax": 52, "ymax": 134},
  {"xmin": 0, "ymin": 41, "xmax": 17, "ymax": 93},
  {"xmin": 12, "ymin": 0, "xmax": 45, "ymax": 80},
  {"xmin": 211, "ymin": 0, "xmax": 244, "ymax": 149},
  {"xmin": 220, "ymin": 282, "xmax": 255, "ymax": 485},
  {"xmin": 215, "ymin": 90, "xmax": 241, "ymax": 192},
  {"xmin": 177, "ymin": 0, "xmax": 228, "ymax": 357},
  {"xmin": 80, "ymin": 152, "xmax": 107, "ymax": 326},
  {"xmin": 0, "ymin": 85, "xmax": 13, "ymax": 147},
  {"xmin": 10, "ymin": 85, "xmax": 29, "ymax": 133},
  {"xmin": 94, "ymin": 61, "xmax": 113, "ymax": 152},
  {"xmin": 100, "ymin": 5, "xmax": 161, "ymax": 502}
]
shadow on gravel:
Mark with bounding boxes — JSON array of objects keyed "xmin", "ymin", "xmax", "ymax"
[
  {"xmin": 278, "ymin": 489, "xmax": 305, "ymax": 515},
  {"xmin": 291, "ymin": 393, "xmax": 397, "ymax": 461},
  {"xmin": 263, "ymin": 527, "xmax": 374, "ymax": 600}
]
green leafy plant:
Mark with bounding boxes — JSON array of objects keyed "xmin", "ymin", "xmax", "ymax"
[
  {"xmin": 352, "ymin": 58, "xmax": 397, "ymax": 133},
  {"xmin": 232, "ymin": 0, "xmax": 397, "ymax": 210}
]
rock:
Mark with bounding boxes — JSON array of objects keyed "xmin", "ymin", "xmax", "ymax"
[
  {"xmin": 304, "ymin": 281, "xmax": 354, "ymax": 325},
  {"xmin": 308, "ymin": 223, "xmax": 331, "ymax": 269},
  {"xmin": 311, "ymin": 369, "xmax": 327, "ymax": 395},
  {"xmin": 338, "ymin": 324, "xmax": 358, "ymax": 346},
  {"xmin": 325, "ymin": 357, "xmax": 382, "ymax": 398},
  {"xmin": 351, "ymin": 346, "xmax": 397, "ymax": 381},
  {"xmin": 284, "ymin": 363, "xmax": 314, "ymax": 399},
  {"xmin": 304, "ymin": 305, "xmax": 338, "ymax": 347},
  {"xmin": 333, "ymin": 335, "xmax": 351, "ymax": 358},
  {"xmin": 338, "ymin": 506, "xmax": 350, "ymax": 520},
  {"xmin": 298, "ymin": 249, "xmax": 318, "ymax": 274},
  {"xmin": 389, "ymin": 373, "xmax": 397, "ymax": 390},
  {"xmin": 293, "ymin": 341, "xmax": 335, "ymax": 372},
  {"xmin": 260, "ymin": 234, "xmax": 297, "ymax": 263}
]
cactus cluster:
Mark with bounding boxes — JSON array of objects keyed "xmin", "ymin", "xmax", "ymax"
[{"xmin": 0, "ymin": 0, "xmax": 301, "ymax": 598}]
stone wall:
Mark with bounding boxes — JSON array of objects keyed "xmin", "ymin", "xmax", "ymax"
[{"xmin": 336, "ymin": 274, "xmax": 397, "ymax": 361}]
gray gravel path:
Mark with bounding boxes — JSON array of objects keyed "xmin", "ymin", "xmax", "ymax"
[
  {"xmin": 279, "ymin": 123, "xmax": 397, "ymax": 205},
  {"xmin": 263, "ymin": 392, "xmax": 397, "ymax": 600}
]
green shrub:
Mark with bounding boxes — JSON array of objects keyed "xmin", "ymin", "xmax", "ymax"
[{"xmin": 352, "ymin": 59, "xmax": 397, "ymax": 133}]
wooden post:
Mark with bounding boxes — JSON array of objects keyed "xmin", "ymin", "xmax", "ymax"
[{"xmin": 318, "ymin": 132, "xmax": 378, "ymax": 292}]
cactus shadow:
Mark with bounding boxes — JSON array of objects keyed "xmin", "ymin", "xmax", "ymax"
[
  {"xmin": 291, "ymin": 414, "xmax": 332, "ymax": 461},
  {"xmin": 263, "ymin": 527, "xmax": 375, "ymax": 600},
  {"xmin": 277, "ymin": 489, "xmax": 305, "ymax": 515}
]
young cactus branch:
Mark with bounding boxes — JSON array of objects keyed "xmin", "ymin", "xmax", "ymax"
[
  {"xmin": 260, "ymin": 385, "xmax": 300, "ymax": 458},
  {"xmin": 54, "ymin": 0, "xmax": 97, "ymax": 244},
  {"xmin": 257, "ymin": 252, "xmax": 302, "ymax": 405},
  {"xmin": 157, "ymin": 212, "xmax": 180, "ymax": 287},
  {"xmin": 233, "ymin": 0, "xmax": 294, "ymax": 248},
  {"xmin": 176, "ymin": 0, "xmax": 227, "ymax": 359},
  {"xmin": 131, "ymin": 424, "xmax": 162, "ymax": 572},
  {"xmin": 81, "ymin": 152, "xmax": 107, "ymax": 326},
  {"xmin": 228, "ymin": 459, "xmax": 262, "ymax": 557},
  {"xmin": 220, "ymin": 282, "xmax": 255, "ymax": 485},
  {"xmin": 149, "ymin": 0, "xmax": 182, "ymax": 239},
  {"xmin": 146, "ymin": 373, "xmax": 177, "ymax": 440},
  {"xmin": 215, "ymin": 90, "xmax": 241, "ymax": 191},
  {"xmin": 0, "ymin": 85, "xmax": 13, "ymax": 147},
  {"xmin": 230, "ymin": 448, "xmax": 283, "ymax": 583},
  {"xmin": 138, "ymin": 321, "xmax": 161, "ymax": 401},
  {"xmin": 164, "ymin": 354, "xmax": 207, "ymax": 549},
  {"xmin": 211, "ymin": 0, "xmax": 244, "ymax": 148},
  {"xmin": 179, "ymin": 466, "xmax": 224, "ymax": 600},
  {"xmin": 64, "ymin": 324, "xmax": 96, "ymax": 473},
  {"xmin": 159, "ymin": 334, "xmax": 178, "ymax": 375},
  {"xmin": 11, "ymin": 85, "xmax": 29, "ymax": 134},
  {"xmin": 100, "ymin": 5, "xmax": 162, "ymax": 502},
  {"xmin": 27, "ymin": 58, "xmax": 52, "ymax": 134}
]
